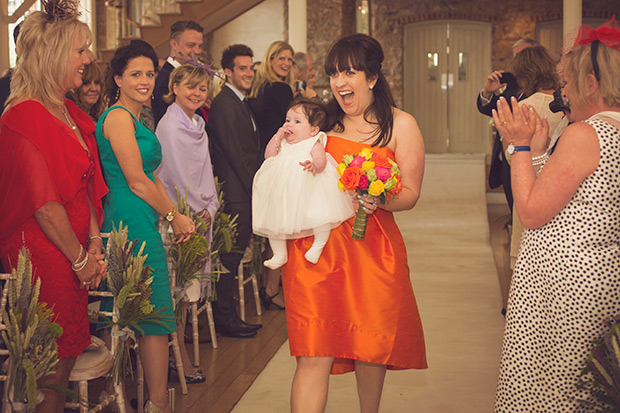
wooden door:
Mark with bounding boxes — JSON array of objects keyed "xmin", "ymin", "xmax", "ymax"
[{"xmin": 404, "ymin": 20, "xmax": 491, "ymax": 154}]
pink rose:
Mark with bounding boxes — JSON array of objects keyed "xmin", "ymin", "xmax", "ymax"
[
  {"xmin": 375, "ymin": 166, "xmax": 391, "ymax": 182},
  {"xmin": 349, "ymin": 156, "xmax": 366, "ymax": 168},
  {"xmin": 358, "ymin": 175, "xmax": 369, "ymax": 190}
]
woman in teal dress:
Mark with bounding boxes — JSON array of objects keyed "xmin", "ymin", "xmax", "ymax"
[{"xmin": 96, "ymin": 40, "xmax": 195, "ymax": 413}]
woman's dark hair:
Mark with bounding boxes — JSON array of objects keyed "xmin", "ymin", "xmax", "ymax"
[
  {"xmin": 104, "ymin": 39, "xmax": 159, "ymax": 105},
  {"xmin": 511, "ymin": 45, "xmax": 559, "ymax": 97},
  {"xmin": 324, "ymin": 33, "xmax": 395, "ymax": 147},
  {"xmin": 288, "ymin": 96, "xmax": 328, "ymax": 131}
]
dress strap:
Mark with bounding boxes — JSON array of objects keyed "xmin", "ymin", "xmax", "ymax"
[{"xmin": 313, "ymin": 131, "xmax": 327, "ymax": 148}]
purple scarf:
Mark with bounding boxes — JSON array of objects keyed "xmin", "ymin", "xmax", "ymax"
[{"xmin": 156, "ymin": 102, "xmax": 220, "ymax": 243}]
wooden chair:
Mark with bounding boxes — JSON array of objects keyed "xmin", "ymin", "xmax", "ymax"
[
  {"xmin": 237, "ymin": 237, "xmax": 262, "ymax": 322},
  {"xmin": 0, "ymin": 272, "xmax": 14, "ymax": 413},
  {"xmin": 161, "ymin": 223, "xmax": 218, "ymax": 370},
  {"xmin": 66, "ymin": 232, "xmax": 132, "ymax": 413},
  {"xmin": 66, "ymin": 290, "xmax": 125, "ymax": 413}
]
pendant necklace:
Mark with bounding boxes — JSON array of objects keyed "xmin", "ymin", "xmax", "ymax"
[{"xmin": 57, "ymin": 104, "xmax": 77, "ymax": 131}]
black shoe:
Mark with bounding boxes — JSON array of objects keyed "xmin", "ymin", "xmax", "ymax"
[
  {"xmin": 259, "ymin": 287, "xmax": 285, "ymax": 310},
  {"xmin": 238, "ymin": 318, "xmax": 262, "ymax": 331},
  {"xmin": 215, "ymin": 318, "xmax": 258, "ymax": 338}
]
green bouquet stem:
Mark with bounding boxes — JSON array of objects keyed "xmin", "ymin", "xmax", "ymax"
[{"xmin": 351, "ymin": 207, "xmax": 369, "ymax": 240}]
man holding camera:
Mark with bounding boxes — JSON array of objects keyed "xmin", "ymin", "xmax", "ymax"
[
  {"xmin": 477, "ymin": 38, "xmax": 538, "ymax": 212},
  {"xmin": 293, "ymin": 52, "xmax": 317, "ymax": 99}
]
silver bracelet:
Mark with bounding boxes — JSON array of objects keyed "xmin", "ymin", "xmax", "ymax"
[
  {"xmin": 72, "ymin": 246, "xmax": 88, "ymax": 271},
  {"xmin": 89, "ymin": 235, "xmax": 103, "ymax": 242}
]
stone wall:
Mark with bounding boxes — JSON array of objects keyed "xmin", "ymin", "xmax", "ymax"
[
  {"xmin": 307, "ymin": 0, "xmax": 355, "ymax": 89},
  {"xmin": 306, "ymin": 0, "xmax": 618, "ymax": 107}
]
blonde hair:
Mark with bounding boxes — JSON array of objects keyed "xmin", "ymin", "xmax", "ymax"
[
  {"xmin": 163, "ymin": 64, "xmax": 209, "ymax": 104},
  {"xmin": 249, "ymin": 41, "xmax": 294, "ymax": 98},
  {"xmin": 564, "ymin": 42, "xmax": 620, "ymax": 109},
  {"xmin": 7, "ymin": 10, "xmax": 92, "ymax": 108}
]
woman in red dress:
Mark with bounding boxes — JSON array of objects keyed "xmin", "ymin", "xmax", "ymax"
[
  {"xmin": 0, "ymin": 1, "xmax": 107, "ymax": 411},
  {"xmin": 282, "ymin": 34, "xmax": 427, "ymax": 412}
]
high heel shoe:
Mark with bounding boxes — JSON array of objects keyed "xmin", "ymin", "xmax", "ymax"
[
  {"xmin": 144, "ymin": 400, "xmax": 164, "ymax": 413},
  {"xmin": 259, "ymin": 287, "xmax": 285, "ymax": 310}
]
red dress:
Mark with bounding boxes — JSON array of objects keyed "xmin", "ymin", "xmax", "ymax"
[
  {"xmin": 282, "ymin": 136, "xmax": 427, "ymax": 374},
  {"xmin": 0, "ymin": 100, "xmax": 107, "ymax": 358}
]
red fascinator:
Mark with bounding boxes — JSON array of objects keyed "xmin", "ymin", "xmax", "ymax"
[{"xmin": 574, "ymin": 15, "xmax": 620, "ymax": 50}]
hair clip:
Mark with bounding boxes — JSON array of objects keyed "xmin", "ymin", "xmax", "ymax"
[
  {"xmin": 174, "ymin": 52, "xmax": 226, "ymax": 81},
  {"xmin": 42, "ymin": 0, "xmax": 80, "ymax": 23}
]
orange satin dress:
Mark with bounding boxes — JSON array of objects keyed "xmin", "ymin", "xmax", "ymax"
[{"xmin": 281, "ymin": 136, "xmax": 427, "ymax": 374}]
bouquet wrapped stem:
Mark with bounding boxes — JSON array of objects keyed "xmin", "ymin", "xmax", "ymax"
[{"xmin": 351, "ymin": 207, "xmax": 369, "ymax": 240}]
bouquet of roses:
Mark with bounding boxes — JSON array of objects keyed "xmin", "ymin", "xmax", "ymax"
[{"xmin": 337, "ymin": 148, "xmax": 402, "ymax": 239}]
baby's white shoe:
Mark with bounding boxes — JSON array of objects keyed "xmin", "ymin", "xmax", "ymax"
[
  {"xmin": 304, "ymin": 244, "xmax": 326, "ymax": 264},
  {"xmin": 264, "ymin": 254, "xmax": 287, "ymax": 270}
]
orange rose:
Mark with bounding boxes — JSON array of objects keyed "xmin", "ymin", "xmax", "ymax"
[
  {"xmin": 339, "ymin": 166, "xmax": 363, "ymax": 190},
  {"xmin": 393, "ymin": 175, "xmax": 403, "ymax": 195},
  {"xmin": 372, "ymin": 154, "xmax": 391, "ymax": 168}
]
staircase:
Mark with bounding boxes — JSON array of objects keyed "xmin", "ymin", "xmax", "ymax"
[{"xmin": 98, "ymin": 0, "xmax": 263, "ymax": 63}]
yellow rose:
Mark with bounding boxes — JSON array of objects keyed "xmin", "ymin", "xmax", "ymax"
[
  {"xmin": 368, "ymin": 180, "xmax": 385, "ymax": 196},
  {"xmin": 362, "ymin": 161, "xmax": 375, "ymax": 170},
  {"xmin": 338, "ymin": 180, "xmax": 345, "ymax": 191},
  {"xmin": 360, "ymin": 148, "xmax": 372, "ymax": 159},
  {"xmin": 336, "ymin": 163, "xmax": 346, "ymax": 176}
]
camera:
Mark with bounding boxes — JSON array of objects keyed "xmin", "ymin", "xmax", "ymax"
[
  {"xmin": 296, "ymin": 80, "xmax": 306, "ymax": 92},
  {"xmin": 549, "ymin": 88, "xmax": 570, "ymax": 113}
]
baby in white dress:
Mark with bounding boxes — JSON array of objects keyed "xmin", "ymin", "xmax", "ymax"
[{"xmin": 252, "ymin": 98, "xmax": 354, "ymax": 269}]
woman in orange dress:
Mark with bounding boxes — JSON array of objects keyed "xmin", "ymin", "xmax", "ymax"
[{"xmin": 281, "ymin": 33, "xmax": 427, "ymax": 412}]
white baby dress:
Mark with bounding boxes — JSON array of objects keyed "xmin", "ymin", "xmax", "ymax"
[{"xmin": 252, "ymin": 132, "xmax": 354, "ymax": 240}]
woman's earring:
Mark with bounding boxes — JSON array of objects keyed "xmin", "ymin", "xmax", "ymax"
[
  {"xmin": 115, "ymin": 88, "xmax": 120, "ymax": 100},
  {"xmin": 370, "ymin": 84, "xmax": 374, "ymax": 90}
]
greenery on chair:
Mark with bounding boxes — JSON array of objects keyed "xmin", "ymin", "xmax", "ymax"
[
  {"xmin": 103, "ymin": 223, "xmax": 172, "ymax": 384},
  {"xmin": 167, "ymin": 187, "xmax": 213, "ymax": 324},
  {"xmin": 207, "ymin": 177, "xmax": 239, "ymax": 302},
  {"xmin": 0, "ymin": 248, "xmax": 62, "ymax": 410},
  {"xmin": 576, "ymin": 317, "xmax": 620, "ymax": 411}
]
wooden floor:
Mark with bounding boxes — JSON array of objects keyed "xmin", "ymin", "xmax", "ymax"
[
  {"xmin": 89, "ymin": 199, "xmax": 511, "ymax": 413},
  {"xmin": 167, "ymin": 297, "xmax": 288, "ymax": 413},
  {"xmin": 487, "ymin": 202, "xmax": 512, "ymax": 311}
]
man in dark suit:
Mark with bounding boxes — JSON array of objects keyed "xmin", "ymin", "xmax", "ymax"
[
  {"xmin": 152, "ymin": 20, "xmax": 204, "ymax": 126},
  {"xmin": 0, "ymin": 23, "xmax": 22, "ymax": 116},
  {"xmin": 477, "ymin": 38, "xmax": 537, "ymax": 213},
  {"xmin": 208, "ymin": 44, "xmax": 262, "ymax": 338}
]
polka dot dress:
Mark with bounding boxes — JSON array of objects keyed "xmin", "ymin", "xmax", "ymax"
[{"xmin": 495, "ymin": 117, "xmax": 620, "ymax": 412}]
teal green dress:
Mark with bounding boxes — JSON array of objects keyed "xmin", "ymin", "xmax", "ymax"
[{"xmin": 95, "ymin": 106, "xmax": 175, "ymax": 335}]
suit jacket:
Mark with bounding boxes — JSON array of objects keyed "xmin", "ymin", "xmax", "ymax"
[
  {"xmin": 207, "ymin": 85, "xmax": 260, "ymax": 205},
  {"xmin": 152, "ymin": 61, "xmax": 174, "ymax": 126},
  {"xmin": 477, "ymin": 74, "xmax": 523, "ymax": 189},
  {"xmin": 248, "ymin": 81, "xmax": 293, "ymax": 151},
  {"xmin": 0, "ymin": 74, "xmax": 12, "ymax": 116}
]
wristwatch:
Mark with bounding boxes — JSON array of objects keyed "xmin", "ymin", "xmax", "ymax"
[
  {"xmin": 506, "ymin": 143, "xmax": 531, "ymax": 155},
  {"xmin": 165, "ymin": 209, "xmax": 177, "ymax": 222}
]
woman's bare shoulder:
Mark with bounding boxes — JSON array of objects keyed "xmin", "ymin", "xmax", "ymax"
[{"xmin": 393, "ymin": 107, "xmax": 418, "ymax": 128}]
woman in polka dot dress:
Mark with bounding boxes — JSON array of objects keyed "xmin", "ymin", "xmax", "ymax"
[{"xmin": 492, "ymin": 18, "xmax": 620, "ymax": 411}]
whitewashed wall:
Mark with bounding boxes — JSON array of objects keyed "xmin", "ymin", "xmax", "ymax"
[{"xmin": 208, "ymin": 0, "xmax": 285, "ymax": 67}]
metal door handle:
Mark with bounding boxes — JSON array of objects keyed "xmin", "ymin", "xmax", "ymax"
[
  {"xmin": 441, "ymin": 74, "xmax": 447, "ymax": 91},
  {"xmin": 448, "ymin": 73, "xmax": 454, "ymax": 90}
]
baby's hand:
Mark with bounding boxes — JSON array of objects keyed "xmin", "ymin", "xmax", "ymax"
[{"xmin": 300, "ymin": 160, "xmax": 317, "ymax": 175}]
